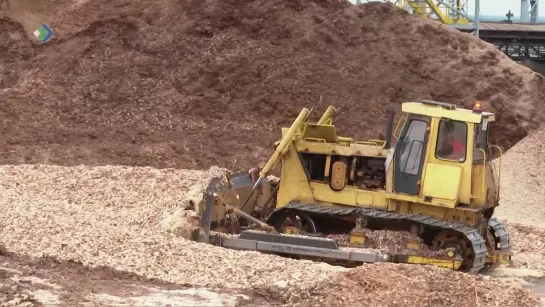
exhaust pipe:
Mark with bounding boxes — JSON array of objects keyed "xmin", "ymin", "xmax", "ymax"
[{"xmin": 384, "ymin": 106, "xmax": 395, "ymax": 150}]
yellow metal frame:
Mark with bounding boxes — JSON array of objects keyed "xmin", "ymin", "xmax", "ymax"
[
  {"xmin": 486, "ymin": 250, "xmax": 512, "ymax": 265},
  {"xmin": 279, "ymin": 103, "xmax": 496, "ymax": 211},
  {"xmin": 490, "ymin": 145, "xmax": 503, "ymax": 198},
  {"xmin": 393, "ymin": 116, "xmax": 407, "ymax": 139},
  {"xmin": 395, "ymin": 0, "xmax": 471, "ymax": 26},
  {"xmin": 490, "ymin": 145, "xmax": 503, "ymax": 182},
  {"xmin": 471, "ymin": 148, "xmax": 487, "ymax": 200},
  {"xmin": 402, "ymin": 102, "xmax": 495, "ymax": 124},
  {"xmin": 258, "ymin": 108, "xmax": 310, "ymax": 178},
  {"xmin": 253, "ymin": 101, "xmax": 500, "ymax": 247},
  {"xmin": 317, "ymin": 106, "xmax": 336, "ymax": 125},
  {"xmin": 406, "ymin": 255, "xmax": 463, "ymax": 270}
]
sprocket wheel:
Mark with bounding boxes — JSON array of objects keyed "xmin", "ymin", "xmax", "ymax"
[
  {"xmin": 433, "ymin": 231, "xmax": 475, "ymax": 271},
  {"xmin": 274, "ymin": 210, "xmax": 317, "ymax": 234},
  {"xmin": 484, "ymin": 223, "xmax": 504, "ymax": 270}
]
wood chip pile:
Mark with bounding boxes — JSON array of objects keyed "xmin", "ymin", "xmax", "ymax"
[
  {"xmin": 505, "ymin": 222, "xmax": 545, "ymax": 271},
  {"xmin": 0, "ymin": 164, "xmax": 541, "ymax": 306},
  {"xmin": 277, "ymin": 263, "xmax": 541, "ymax": 307},
  {"xmin": 494, "ymin": 127, "xmax": 545, "ymax": 228},
  {"xmin": 3, "ymin": 0, "xmax": 545, "ymax": 171},
  {"xmin": 0, "ymin": 164, "xmax": 345, "ymax": 290}
]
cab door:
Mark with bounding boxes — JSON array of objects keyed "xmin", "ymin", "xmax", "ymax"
[{"xmin": 393, "ymin": 114, "xmax": 430, "ymax": 195}]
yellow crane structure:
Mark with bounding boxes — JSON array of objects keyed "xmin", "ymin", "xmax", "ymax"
[{"xmin": 357, "ymin": 0, "xmax": 477, "ymax": 31}]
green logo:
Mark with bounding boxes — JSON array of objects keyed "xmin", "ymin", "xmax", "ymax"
[{"xmin": 33, "ymin": 24, "xmax": 54, "ymax": 43}]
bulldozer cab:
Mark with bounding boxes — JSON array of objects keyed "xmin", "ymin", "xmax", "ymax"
[{"xmin": 392, "ymin": 100, "xmax": 499, "ymax": 208}]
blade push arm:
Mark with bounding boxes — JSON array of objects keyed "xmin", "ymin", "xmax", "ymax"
[{"xmin": 241, "ymin": 107, "xmax": 310, "ymax": 211}]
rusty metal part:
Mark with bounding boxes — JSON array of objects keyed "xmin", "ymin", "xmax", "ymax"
[
  {"xmin": 275, "ymin": 211, "xmax": 317, "ymax": 234},
  {"xmin": 433, "ymin": 230, "xmax": 472, "ymax": 267},
  {"xmin": 485, "ymin": 218, "xmax": 512, "ymax": 268},
  {"xmin": 214, "ymin": 193, "xmax": 277, "ymax": 233},
  {"xmin": 225, "ymin": 209, "xmax": 241, "ymax": 234},
  {"xmin": 349, "ymin": 218, "xmax": 367, "ymax": 246},
  {"xmin": 330, "ymin": 161, "xmax": 347, "ymax": 191},
  {"xmin": 362, "ymin": 178, "xmax": 382, "ymax": 189},
  {"xmin": 282, "ymin": 226, "xmax": 302, "ymax": 235}
]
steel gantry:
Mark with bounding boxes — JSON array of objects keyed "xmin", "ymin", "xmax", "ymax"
[{"xmin": 357, "ymin": 0, "xmax": 477, "ymax": 31}]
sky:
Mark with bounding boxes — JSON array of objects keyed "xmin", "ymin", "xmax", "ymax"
[
  {"xmin": 354, "ymin": 0, "xmax": 545, "ymax": 19},
  {"xmin": 467, "ymin": 0, "xmax": 542, "ymax": 17}
]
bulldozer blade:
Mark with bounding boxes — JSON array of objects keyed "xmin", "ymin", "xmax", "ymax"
[
  {"xmin": 210, "ymin": 232, "xmax": 390, "ymax": 265},
  {"xmin": 199, "ymin": 171, "xmax": 274, "ymax": 238},
  {"xmin": 199, "ymin": 176, "xmax": 225, "ymax": 241}
]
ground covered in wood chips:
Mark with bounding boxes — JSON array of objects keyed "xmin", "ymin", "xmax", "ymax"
[
  {"xmin": 0, "ymin": 165, "xmax": 346, "ymax": 306},
  {"xmin": 1, "ymin": 0, "xmax": 545, "ymax": 171},
  {"xmin": 0, "ymin": 249, "xmax": 265, "ymax": 307},
  {"xmin": 273, "ymin": 263, "xmax": 540, "ymax": 307},
  {"xmin": 0, "ymin": 164, "xmax": 542, "ymax": 306}
]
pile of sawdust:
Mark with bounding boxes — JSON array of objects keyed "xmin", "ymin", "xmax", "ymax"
[
  {"xmin": 160, "ymin": 207, "xmax": 201, "ymax": 240},
  {"xmin": 1, "ymin": 0, "xmax": 544, "ymax": 170},
  {"xmin": 0, "ymin": 164, "xmax": 345, "ymax": 290},
  {"xmin": 0, "ymin": 164, "xmax": 539, "ymax": 306},
  {"xmin": 275, "ymin": 263, "xmax": 541, "ymax": 306},
  {"xmin": 504, "ymin": 222, "xmax": 545, "ymax": 271},
  {"xmin": 483, "ymin": 126, "xmax": 545, "ymax": 303},
  {"xmin": 494, "ymin": 127, "xmax": 545, "ymax": 229}
]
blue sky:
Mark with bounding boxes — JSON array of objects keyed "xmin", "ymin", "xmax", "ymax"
[{"xmin": 355, "ymin": 0, "xmax": 544, "ymax": 19}]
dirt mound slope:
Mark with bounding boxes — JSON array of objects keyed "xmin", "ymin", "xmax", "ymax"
[
  {"xmin": 2, "ymin": 0, "xmax": 544, "ymax": 171},
  {"xmin": 0, "ymin": 164, "xmax": 540, "ymax": 306}
]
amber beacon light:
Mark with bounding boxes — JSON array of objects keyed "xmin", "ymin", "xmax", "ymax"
[{"xmin": 472, "ymin": 100, "xmax": 483, "ymax": 113}]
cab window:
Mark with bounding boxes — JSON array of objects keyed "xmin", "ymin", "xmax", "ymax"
[
  {"xmin": 398, "ymin": 120, "xmax": 427, "ymax": 175},
  {"xmin": 436, "ymin": 119, "xmax": 467, "ymax": 162}
]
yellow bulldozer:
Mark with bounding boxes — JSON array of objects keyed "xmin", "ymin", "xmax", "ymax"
[{"xmin": 193, "ymin": 100, "xmax": 512, "ymax": 274}]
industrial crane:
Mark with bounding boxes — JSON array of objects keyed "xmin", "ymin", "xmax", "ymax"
[{"xmin": 356, "ymin": 0, "xmax": 477, "ymax": 33}]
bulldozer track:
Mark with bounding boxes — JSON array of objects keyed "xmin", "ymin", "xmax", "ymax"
[
  {"xmin": 488, "ymin": 217, "xmax": 511, "ymax": 252},
  {"xmin": 272, "ymin": 202, "xmax": 488, "ymax": 274}
]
